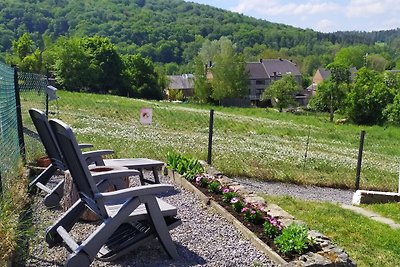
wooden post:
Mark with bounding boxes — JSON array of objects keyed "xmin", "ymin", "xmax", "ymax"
[
  {"xmin": 207, "ymin": 109, "xmax": 214, "ymax": 165},
  {"xmin": 13, "ymin": 66, "xmax": 26, "ymax": 162},
  {"xmin": 355, "ymin": 130, "xmax": 365, "ymax": 190}
]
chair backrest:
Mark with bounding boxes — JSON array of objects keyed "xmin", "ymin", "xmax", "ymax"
[
  {"xmin": 29, "ymin": 108, "xmax": 65, "ymax": 169},
  {"xmin": 49, "ymin": 119, "xmax": 108, "ymax": 218}
]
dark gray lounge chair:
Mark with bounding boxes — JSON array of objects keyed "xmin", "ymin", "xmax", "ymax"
[
  {"xmin": 28, "ymin": 108, "xmax": 164, "ymax": 207},
  {"xmin": 46, "ymin": 118, "xmax": 180, "ymax": 266}
]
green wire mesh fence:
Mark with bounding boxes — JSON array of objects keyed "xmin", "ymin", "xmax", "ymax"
[{"xmin": 0, "ymin": 62, "xmax": 19, "ymax": 194}]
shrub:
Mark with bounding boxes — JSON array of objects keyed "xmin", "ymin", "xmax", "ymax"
[
  {"xmin": 230, "ymin": 197, "xmax": 245, "ymax": 212},
  {"xmin": 207, "ymin": 180, "xmax": 222, "ymax": 194},
  {"xmin": 241, "ymin": 206, "xmax": 265, "ymax": 225},
  {"xmin": 263, "ymin": 216, "xmax": 283, "ymax": 239},
  {"xmin": 274, "ymin": 223, "xmax": 314, "ymax": 256},
  {"xmin": 166, "ymin": 151, "xmax": 204, "ymax": 182},
  {"xmin": 222, "ymin": 188, "xmax": 238, "ymax": 203}
]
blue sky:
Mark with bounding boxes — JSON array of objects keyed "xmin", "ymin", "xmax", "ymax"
[{"xmin": 186, "ymin": 0, "xmax": 400, "ymax": 33}]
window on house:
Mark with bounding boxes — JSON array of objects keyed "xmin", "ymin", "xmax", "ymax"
[{"xmin": 255, "ymin": 80, "xmax": 265, "ymax": 85}]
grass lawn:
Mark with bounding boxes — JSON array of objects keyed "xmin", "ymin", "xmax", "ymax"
[
  {"xmin": 264, "ymin": 195, "xmax": 400, "ymax": 267},
  {"xmin": 362, "ymin": 202, "xmax": 400, "ymax": 224},
  {"xmin": 21, "ymin": 90, "xmax": 400, "ymax": 191}
]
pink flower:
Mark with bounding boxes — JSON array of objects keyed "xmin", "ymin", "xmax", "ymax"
[
  {"xmin": 223, "ymin": 188, "xmax": 230, "ymax": 194},
  {"xmin": 241, "ymin": 207, "xmax": 249, "ymax": 213},
  {"xmin": 230, "ymin": 197, "xmax": 239, "ymax": 204}
]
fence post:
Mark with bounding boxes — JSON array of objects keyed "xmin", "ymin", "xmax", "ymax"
[
  {"xmin": 207, "ymin": 109, "xmax": 214, "ymax": 165},
  {"xmin": 0, "ymin": 172, "xmax": 2, "ymax": 198},
  {"xmin": 14, "ymin": 66, "xmax": 26, "ymax": 163},
  {"xmin": 355, "ymin": 130, "xmax": 365, "ymax": 190}
]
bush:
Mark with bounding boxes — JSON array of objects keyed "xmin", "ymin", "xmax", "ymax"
[{"xmin": 274, "ymin": 223, "xmax": 313, "ymax": 256}]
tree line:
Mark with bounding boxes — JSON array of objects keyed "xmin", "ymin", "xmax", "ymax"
[
  {"xmin": 7, "ymin": 33, "xmax": 164, "ymax": 99},
  {"xmin": 1, "ymin": 0, "xmax": 400, "ymax": 77}
]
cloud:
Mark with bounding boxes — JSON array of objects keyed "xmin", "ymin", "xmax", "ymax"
[
  {"xmin": 346, "ymin": 0, "xmax": 400, "ymax": 18},
  {"xmin": 316, "ymin": 19, "xmax": 336, "ymax": 32},
  {"xmin": 232, "ymin": 0, "xmax": 340, "ymax": 16}
]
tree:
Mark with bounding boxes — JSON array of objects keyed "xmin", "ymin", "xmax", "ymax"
[
  {"xmin": 346, "ymin": 67, "xmax": 395, "ymax": 125},
  {"xmin": 326, "ymin": 62, "xmax": 351, "ymax": 122},
  {"xmin": 261, "ymin": 75, "xmax": 300, "ymax": 112},
  {"xmin": 121, "ymin": 54, "xmax": 163, "ymax": 100},
  {"xmin": 193, "ymin": 55, "xmax": 211, "ymax": 103},
  {"xmin": 209, "ymin": 37, "xmax": 248, "ymax": 102},
  {"xmin": 53, "ymin": 37, "xmax": 92, "ymax": 91},
  {"xmin": 82, "ymin": 36, "xmax": 123, "ymax": 93},
  {"xmin": 334, "ymin": 45, "xmax": 369, "ymax": 69},
  {"xmin": 308, "ymin": 79, "xmax": 347, "ymax": 114}
]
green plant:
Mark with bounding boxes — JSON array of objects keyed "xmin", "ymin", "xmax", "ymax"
[
  {"xmin": 222, "ymin": 188, "xmax": 238, "ymax": 203},
  {"xmin": 263, "ymin": 216, "xmax": 283, "ymax": 239},
  {"xmin": 230, "ymin": 197, "xmax": 245, "ymax": 213},
  {"xmin": 242, "ymin": 206, "xmax": 265, "ymax": 225},
  {"xmin": 166, "ymin": 151, "xmax": 204, "ymax": 182},
  {"xmin": 274, "ymin": 223, "xmax": 313, "ymax": 256},
  {"xmin": 207, "ymin": 180, "xmax": 222, "ymax": 193}
]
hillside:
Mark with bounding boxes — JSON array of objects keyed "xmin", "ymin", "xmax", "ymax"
[{"xmin": 1, "ymin": 0, "xmax": 399, "ymax": 66}]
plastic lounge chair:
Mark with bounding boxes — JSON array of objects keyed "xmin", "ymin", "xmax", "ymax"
[
  {"xmin": 28, "ymin": 108, "xmax": 164, "ymax": 207},
  {"xmin": 47, "ymin": 118, "xmax": 181, "ymax": 266}
]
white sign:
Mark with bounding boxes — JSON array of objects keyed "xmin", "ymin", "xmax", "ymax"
[{"xmin": 140, "ymin": 108, "xmax": 153, "ymax": 125}]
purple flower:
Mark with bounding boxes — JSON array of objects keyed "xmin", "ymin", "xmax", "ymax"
[
  {"xmin": 223, "ymin": 188, "xmax": 230, "ymax": 194},
  {"xmin": 230, "ymin": 197, "xmax": 239, "ymax": 204}
]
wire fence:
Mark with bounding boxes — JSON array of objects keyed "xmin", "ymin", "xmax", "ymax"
[
  {"xmin": 0, "ymin": 62, "xmax": 20, "ymax": 195},
  {"xmin": 44, "ymin": 89, "xmax": 400, "ymax": 193},
  {"xmin": 1, "ymin": 64, "xmax": 399, "ymax": 196}
]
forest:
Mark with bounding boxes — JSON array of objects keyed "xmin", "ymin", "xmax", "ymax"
[
  {"xmin": 2, "ymin": 0, "xmax": 400, "ymax": 126},
  {"xmin": 1, "ymin": 0, "xmax": 400, "ymax": 75}
]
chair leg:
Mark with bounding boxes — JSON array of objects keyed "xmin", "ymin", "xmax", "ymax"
[
  {"xmin": 28, "ymin": 164, "xmax": 57, "ymax": 193},
  {"xmin": 46, "ymin": 200, "xmax": 85, "ymax": 246},
  {"xmin": 43, "ymin": 180, "xmax": 64, "ymax": 208},
  {"xmin": 152, "ymin": 167, "xmax": 160, "ymax": 184},
  {"xmin": 143, "ymin": 196, "xmax": 178, "ymax": 259}
]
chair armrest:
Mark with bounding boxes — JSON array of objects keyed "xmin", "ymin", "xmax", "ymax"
[
  {"xmin": 78, "ymin": 143, "xmax": 93, "ymax": 149},
  {"xmin": 95, "ymin": 184, "xmax": 174, "ymax": 201},
  {"xmin": 82, "ymin": 150, "xmax": 115, "ymax": 165},
  {"xmin": 91, "ymin": 169, "xmax": 140, "ymax": 183}
]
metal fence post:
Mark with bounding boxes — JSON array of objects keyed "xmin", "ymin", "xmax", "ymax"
[
  {"xmin": 14, "ymin": 66, "xmax": 26, "ymax": 163},
  {"xmin": 355, "ymin": 130, "xmax": 365, "ymax": 190},
  {"xmin": 0, "ymin": 172, "xmax": 2, "ymax": 198},
  {"xmin": 207, "ymin": 109, "xmax": 214, "ymax": 165}
]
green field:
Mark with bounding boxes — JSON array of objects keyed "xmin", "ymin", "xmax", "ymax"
[
  {"xmin": 22, "ymin": 90, "xmax": 400, "ymax": 191},
  {"xmin": 264, "ymin": 195, "xmax": 400, "ymax": 267}
]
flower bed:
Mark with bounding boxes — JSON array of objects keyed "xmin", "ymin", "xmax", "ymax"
[{"xmin": 166, "ymin": 151, "xmax": 356, "ymax": 266}]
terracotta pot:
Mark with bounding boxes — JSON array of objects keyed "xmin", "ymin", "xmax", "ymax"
[{"xmin": 37, "ymin": 156, "xmax": 51, "ymax": 167}]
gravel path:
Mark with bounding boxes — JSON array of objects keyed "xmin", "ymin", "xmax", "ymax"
[
  {"xmin": 231, "ymin": 177, "xmax": 354, "ymax": 205},
  {"xmin": 26, "ymin": 172, "xmax": 275, "ymax": 267}
]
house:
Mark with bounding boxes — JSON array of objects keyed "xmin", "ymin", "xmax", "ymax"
[
  {"xmin": 246, "ymin": 58, "xmax": 302, "ymax": 105},
  {"xmin": 166, "ymin": 74, "xmax": 194, "ymax": 100}
]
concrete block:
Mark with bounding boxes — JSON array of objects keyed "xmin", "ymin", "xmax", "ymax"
[{"xmin": 352, "ymin": 190, "xmax": 400, "ymax": 205}]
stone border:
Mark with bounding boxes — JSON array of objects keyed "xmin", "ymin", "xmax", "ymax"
[
  {"xmin": 167, "ymin": 169, "xmax": 288, "ymax": 266},
  {"xmin": 166, "ymin": 165, "xmax": 357, "ymax": 267}
]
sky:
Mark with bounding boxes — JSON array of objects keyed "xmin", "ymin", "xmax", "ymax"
[{"xmin": 186, "ymin": 0, "xmax": 400, "ymax": 33}]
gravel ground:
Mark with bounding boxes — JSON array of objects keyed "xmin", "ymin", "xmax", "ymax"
[
  {"xmin": 26, "ymin": 172, "xmax": 275, "ymax": 267},
  {"xmin": 232, "ymin": 177, "xmax": 354, "ymax": 205}
]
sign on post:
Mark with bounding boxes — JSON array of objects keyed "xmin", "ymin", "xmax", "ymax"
[{"xmin": 140, "ymin": 108, "xmax": 153, "ymax": 125}]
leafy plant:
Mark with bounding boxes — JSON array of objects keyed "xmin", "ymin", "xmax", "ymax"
[
  {"xmin": 207, "ymin": 180, "xmax": 222, "ymax": 193},
  {"xmin": 222, "ymin": 188, "xmax": 238, "ymax": 203},
  {"xmin": 242, "ymin": 206, "xmax": 265, "ymax": 225},
  {"xmin": 166, "ymin": 151, "xmax": 204, "ymax": 182},
  {"xmin": 274, "ymin": 223, "xmax": 313, "ymax": 256},
  {"xmin": 263, "ymin": 216, "xmax": 283, "ymax": 239},
  {"xmin": 230, "ymin": 197, "xmax": 245, "ymax": 213}
]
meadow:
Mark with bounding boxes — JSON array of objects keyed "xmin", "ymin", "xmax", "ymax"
[{"xmin": 23, "ymin": 90, "xmax": 400, "ymax": 192}]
